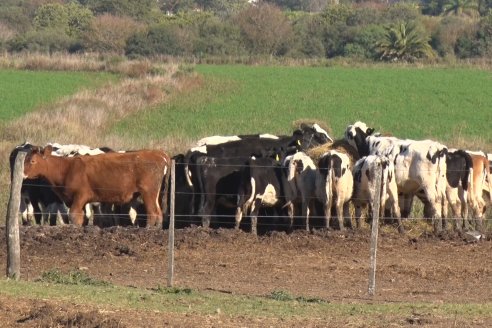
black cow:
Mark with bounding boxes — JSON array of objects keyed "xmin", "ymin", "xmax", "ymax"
[{"xmin": 189, "ymin": 155, "xmax": 250, "ymax": 228}]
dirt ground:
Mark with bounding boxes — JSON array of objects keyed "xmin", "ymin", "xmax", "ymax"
[{"xmin": 0, "ymin": 225, "xmax": 491, "ymax": 327}]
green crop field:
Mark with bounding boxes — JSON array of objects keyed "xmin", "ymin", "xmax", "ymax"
[
  {"xmin": 0, "ymin": 70, "xmax": 114, "ymax": 121},
  {"xmin": 114, "ymin": 65, "xmax": 492, "ymax": 148}
]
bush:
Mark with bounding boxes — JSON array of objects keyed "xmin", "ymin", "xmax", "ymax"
[
  {"xmin": 431, "ymin": 16, "xmax": 478, "ymax": 57},
  {"xmin": 8, "ymin": 28, "xmax": 74, "ymax": 53}
]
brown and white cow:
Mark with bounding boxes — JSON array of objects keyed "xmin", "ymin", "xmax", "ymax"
[
  {"xmin": 316, "ymin": 150, "xmax": 354, "ymax": 230},
  {"xmin": 23, "ymin": 145, "xmax": 170, "ymax": 227},
  {"xmin": 465, "ymin": 150, "xmax": 492, "ymax": 230},
  {"xmin": 352, "ymin": 155, "xmax": 403, "ymax": 233}
]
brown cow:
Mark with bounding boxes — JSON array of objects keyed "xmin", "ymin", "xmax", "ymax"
[
  {"xmin": 466, "ymin": 151, "xmax": 492, "ymax": 230},
  {"xmin": 23, "ymin": 145, "xmax": 170, "ymax": 227}
]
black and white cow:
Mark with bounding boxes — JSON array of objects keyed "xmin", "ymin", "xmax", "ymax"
[
  {"xmin": 344, "ymin": 122, "xmax": 448, "ymax": 232},
  {"xmin": 235, "ymin": 157, "xmax": 290, "ymax": 235},
  {"xmin": 440, "ymin": 149, "xmax": 473, "ymax": 230},
  {"xmin": 352, "ymin": 155, "xmax": 403, "ymax": 232},
  {"xmin": 316, "ymin": 150, "xmax": 354, "ymax": 230}
]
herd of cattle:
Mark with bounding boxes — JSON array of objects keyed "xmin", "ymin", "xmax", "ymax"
[{"xmin": 9, "ymin": 121, "xmax": 492, "ymax": 234}]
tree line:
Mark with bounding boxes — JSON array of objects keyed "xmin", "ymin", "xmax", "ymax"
[{"xmin": 0, "ymin": 0, "xmax": 491, "ymax": 62}]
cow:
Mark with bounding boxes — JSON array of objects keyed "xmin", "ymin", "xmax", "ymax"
[
  {"xmin": 465, "ymin": 150, "xmax": 492, "ymax": 230},
  {"xmin": 10, "ymin": 142, "xmax": 68, "ymax": 225},
  {"xmin": 438, "ymin": 149, "xmax": 473, "ymax": 230},
  {"xmin": 352, "ymin": 155, "xmax": 403, "ymax": 233},
  {"xmin": 282, "ymin": 152, "xmax": 318, "ymax": 231},
  {"xmin": 236, "ymin": 157, "xmax": 290, "ymax": 235},
  {"xmin": 189, "ymin": 154, "xmax": 250, "ymax": 228},
  {"xmin": 316, "ymin": 150, "xmax": 354, "ymax": 231},
  {"xmin": 344, "ymin": 122, "xmax": 448, "ymax": 233},
  {"xmin": 23, "ymin": 145, "xmax": 170, "ymax": 227}
]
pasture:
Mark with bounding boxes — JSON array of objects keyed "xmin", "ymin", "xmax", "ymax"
[
  {"xmin": 0, "ymin": 70, "xmax": 114, "ymax": 121},
  {"xmin": 1, "ymin": 64, "xmax": 492, "ymax": 327},
  {"xmin": 115, "ymin": 65, "xmax": 492, "ymax": 150}
]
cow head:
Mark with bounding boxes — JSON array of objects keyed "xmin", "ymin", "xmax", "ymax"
[
  {"xmin": 295, "ymin": 123, "xmax": 333, "ymax": 150},
  {"xmin": 344, "ymin": 121, "xmax": 375, "ymax": 157},
  {"xmin": 23, "ymin": 145, "xmax": 52, "ymax": 180}
]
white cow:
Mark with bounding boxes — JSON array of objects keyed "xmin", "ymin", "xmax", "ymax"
[
  {"xmin": 283, "ymin": 152, "xmax": 318, "ymax": 231},
  {"xmin": 352, "ymin": 155, "xmax": 403, "ymax": 233}
]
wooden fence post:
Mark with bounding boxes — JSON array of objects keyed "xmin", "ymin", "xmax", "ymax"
[
  {"xmin": 167, "ymin": 159, "xmax": 176, "ymax": 287},
  {"xmin": 6, "ymin": 151, "xmax": 26, "ymax": 280},
  {"xmin": 368, "ymin": 164, "xmax": 382, "ymax": 296}
]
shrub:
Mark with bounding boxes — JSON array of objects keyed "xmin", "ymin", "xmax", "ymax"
[
  {"xmin": 431, "ymin": 16, "xmax": 477, "ymax": 57},
  {"xmin": 8, "ymin": 28, "xmax": 74, "ymax": 53},
  {"xmin": 234, "ymin": 3, "xmax": 293, "ymax": 55}
]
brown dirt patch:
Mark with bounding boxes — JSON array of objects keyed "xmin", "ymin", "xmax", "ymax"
[{"xmin": 1, "ymin": 225, "xmax": 491, "ymax": 327}]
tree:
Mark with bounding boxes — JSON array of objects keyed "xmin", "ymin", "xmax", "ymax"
[
  {"xmin": 82, "ymin": 14, "xmax": 143, "ymax": 53},
  {"xmin": 235, "ymin": 3, "xmax": 293, "ymax": 55},
  {"xmin": 377, "ymin": 21, "xmax": 436, "ymax": 61},
  {"xmin": 442, "ymin": 0, "xmax": 479, "ymax": 17}
]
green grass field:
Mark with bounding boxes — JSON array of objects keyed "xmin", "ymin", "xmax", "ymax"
[
  {"xmin": 114, "ymin": 65, "xmax": 492, "ymax": 149},
  {"xmin": 0, "ymin": 70, "xmax": 114, "ymax": 121}
]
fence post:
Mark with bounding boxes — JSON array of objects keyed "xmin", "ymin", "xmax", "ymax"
[
  {"xmin": 167, "ymin": 159, "xmax": 176, "ymax": 287},
  {"xmin": 368, "ymin": 164, "xmax": 382, "ymax": 296},
  {"xmin": 6, "ymin": 151, "xmax": 26, "ymax": 280}
]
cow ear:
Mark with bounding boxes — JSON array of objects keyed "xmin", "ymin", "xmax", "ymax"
[
  {"xmin": 367, "ymin": 128, "xmax": 375, "ymax": 135},
  {"xmin": 42, "ymin": 145, "xmax": 53, "ymax": 158}
]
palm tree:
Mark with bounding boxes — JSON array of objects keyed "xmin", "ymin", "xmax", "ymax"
[
  {"xmin": 377, "ymin": 22, "xmax": 436, "ymax": 62},
  {"xmin": 442, "ymin": 0, "xmax": 479, "ymax": 17}
]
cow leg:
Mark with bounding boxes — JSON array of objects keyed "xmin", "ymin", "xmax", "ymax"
[
  {"xmin": 342, "ymin": 202, "xmax": 352, "ymax": 229},
  {"xmin": 69, "ymin": 201, "xmax": 86, "ymax": 226},
  {"xmin": 285, "ymin": 202, "xmax": 294, "ymax": 232},
  {"xmin": 399, "ymin": 194, "xmax": 414, "ymax": 219},
  {"xmin": 335, "ymin": 200, "xmax": 345, "ymax": 231},
  {"xmin": 302, "ymin": 201, "xmax": 310, "ymax": 231},
  {"xmin": 355, "ymin": 205, "xmax": 363, "ymax": 229},
  {"xmin": 234, "ymin": 206, "xmax": 243, "ymax": 230},
  {"xmin": 142, "ymin": 191, "xmax": 162, "ymax": 227},
  {"xmin": 250, "ymin": 200, "xmax": 261, "ymax": 235}
]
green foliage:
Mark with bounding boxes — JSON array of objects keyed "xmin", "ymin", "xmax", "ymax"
[
  {"xmin": 38, "ymin": 269, "xmax": 112, "ymax": 287},
  {"xmin": 442, "ymin": 0, "xmax": 479, "ymax": 16},
  {"xmin": 8, "ymin": 28, "xmax": 74, "ymax": 53},
  {"xmin": 87, "ymin": 0, "xmax": 158, "ymax": 21},
  {"xmin": 383, "ymin": 3, "xmax": 421, "ymax": 23},
  {"xmin": 321, "ymin": 4, "xmax": 354, "ymax": 25},
  {"xmin": 155, "ymin": 285, "xmax": 193, "ymax": 294},
  {"xmin": 377, "ymin": 21, "xmax": 436, "ymax": 61},
  {"xmin": 34, "ymin": 3, "xmax": 69, "ymax": 31},
  {"xmin": 66, "ymin": 2, "xmax": 94, "ymax": 37}
]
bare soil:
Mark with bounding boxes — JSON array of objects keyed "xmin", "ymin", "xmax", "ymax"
[{"xmin": 1, "ymin": 225, "xmax": 491, "ymax": 327}]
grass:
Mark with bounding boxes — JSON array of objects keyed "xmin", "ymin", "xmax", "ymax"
[
  {"xmin": 1, "ymin": 279, "xmax": 491, "ymax": 321},
  {"xmin": 114, "ymin": 65, "xmax": 492, "ymax": 151},
  {"xmin": 0, "ymin": 69, "xmax": 114, "ymax": 121}
]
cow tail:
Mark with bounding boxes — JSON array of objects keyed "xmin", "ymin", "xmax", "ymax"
[
  {"xmin": 326, "ymin": 163, "xmax": 333, "ymax": 216},
  {"xmin": 379, "ymin": 162, "xmax": 388, "ymax": 218},
  {"xmin": 485, "ymin": 162, "xmax": 492, "ymax": 203},
  {"xmin": 161, "ymin": 159, "xmax": 171, "ymax": 226}
]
